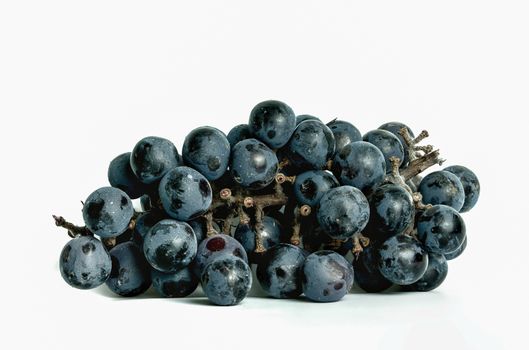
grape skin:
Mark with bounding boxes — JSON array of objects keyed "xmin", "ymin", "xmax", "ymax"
[
  {"xmin": 106, "ymin": 242, "xmax": 152, "ymax": 297},
  {"xmin": 158, "ymin": 166, "xmax": 213, "ymax": 221},
  {"xmin": 403, "ymin": 252, "xmax": 448, "ymax": 292},
  {"xmin": 230, "ymin": 138, "xmax": 279, "ymax": 190},
  {"xmin": 108, "ymin": 152, "xmax": 147, "ymax": 199},
  {"xmin": 227, "ymin": 124, "xmax": 253, "ymax": 148},
  {"xmin": 418, "ymin": 171, "xmax": 465, "ymax": 212},
  {"xmin": 444, "ymin": 236, "xmax": 467, "ymax": 260},
  {"xmin": 296, "ymin": 114, "xmax": 321, "ymax": 125},
  {"xmin": 302, "ymin": 250, "xmax": 354, "ymax": 302},
  {"xmin": 60, "ymin": 236, "xmax": 112, "ymax": 290},
  {"xmin": 293, "ymin": 170, "xmax": 339, "ymax": 207},
  {"xmin": 192, "ymin": 234, "xmax": 248, "ymax": 277},
  {"xmin": 327, "ymin": 119, "xmax": 362, "ymax": 154},
  {"xmin": 353, "ymin": 244, "xmax": 393, "ymax": 293},
  {"xmin": 201, "ymin": 256, "xmax": 252, "ymax": 306},
  {"xmin": 234, "ymin": 216, "xmax": 283, "ymax": 262},
  {"xmin": 130, "ymin": 136, "xmax": 182, "ymax": 184},
  {"xmin": 182, "ymin": 126, "xmax": 230, "ymax": 181},
  {"xmin": 363, "ymin": 129, "xmax": 405, "ymax": 172},
  {"xmin": 378, "ymin": 122, "xmax": 414, "ymax": 166},
  {"xmin": 249, "ymin": 100, "xmax": 297, "ymax": 149},
  {"xmin": 151, "ymin": 266, "xmax": 198, "ymax": 298},
  {"xmin": 143, "ymin": 219, "xmax": 197, "ymax": 272},
  {"xmin": 417, "ymin": 204, "xmax": 466, "ymax": 255},
  {"xmin": 256, "ymin": 244, "xmax": 308, "ymax": 298},
  {"xmin": 444, "ymin": 165, "xmax": 480, "ymax": 212},
  {"xmin": 283, "ymin": 120, "xmax": 336, "ymax": 171},
  {"xmin": 82, "ymin": 187, "xmax": 134, "ymax": 238},
  {"xmin": 332, "ymin": 141, "xmax": 386, "ymax": 193},
  {"xmin": 317, "ymin": 186, "xmax": 370, "ymax": 240},
  {"xmin": 378, "ymin": 234, "xmax": 428, "ymax": 285}
]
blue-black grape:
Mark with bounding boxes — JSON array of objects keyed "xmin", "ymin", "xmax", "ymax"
[
  {"xmin": 140, "ymin": 194, "xmax": 153, "ymax": 211},
  {"xmin": 82, "ymin": 187, "xmax": 134, "ymax": 238},
  {"xmin": 106, "ymin": 242, "xmax": 152, "ymax": 297},
  {"xmin": 317, "ymin": 186, "xmax": 370, "ymax": 240},
  {"xmin": 363, "ymin": 129, "xmax": 405, "ymax": 171},
  {"xmin": 332, "ymin": 141, "xmax": 386, "ymax": 193},
  {"xmin": 444, "ymin": 165, "xmax": 480, "ymax": 212},
  {"xmin": 151, "ymin": 266, "xmax": 198, "ymax": 298},
  {"xmin": 158, "ymin": 166, "xmax": 212, "ymax": 221},
  {"xmin": 130, "ymin": 136, "xmax": 182, "ymax": 184},
  {"xmin": 302, "ymin": 250, "xmax": 354, "ymax": 302},
  {"xmin": 192, "ymin": 234, "xmax": 248, "ymax": 277},
  {"xmin": 201, "ymin": 256, "xmax": 252, "ymax": 306},
  {"xmin": 230, "ymin": 138, "xmax": 279, "ymax": 190},
  {"xmin": 283, "ymin": 120, "xmax": 335, "ymax": 170},
  {"xmin": 293, "ymin": 170, "xmax": 339, "ymax": 207},
  {"xmin": 418, "ymin": 171, "xmax": 465, "ymax": 211},
  {"xmin": 249, "ymin": 100, "xmax": 296, "ymax": 149},
  {"xmin": 444, "ymin": 236, "xmax": 467, "ymax": 260},
  {"xmin": 143, "ymin": 219, "xmax": 197, "ymax": 272},
  {"xmin": 256, "ymin": 243, "xmax": 308, "ymax": 298},
  {"xmin": 234, "ymin": 216, "xmax": 282, "ymax": 261},
  {"xmin": 378, "ymin": 235, "xmax": 428, "ymax": 285},
  {"xmin": 327, "ymin": 119, "xmax": 362, "ymax": 154},
  {"xmin": 403, "ymin": 252, "xmax": 448, "ymax": 292},
  {"xmin": 182, "ymin": 126, "xmax": 230, "ymax": 181},
  {"xmin": 60, "ymin": 236, "xmax": 112, "ymax": 289},
  {"xmin": 108, "ymin": 152, "xmax": 147, "ymax": 199},
  {"xmin": 296, "ymin": 114, "xmax": 321, "ymax": 125},
  {"xmin": 417, "ymin": 205, "xmax": 466, "ymax": 255},
  {"xmin": 365, "ymin": 184, "xmax": 414, "ymax": 241},
  {"xmin": 135, "ymin": 210, "xmax": 166, "ymax": 239},
  {"xmin": 227, "ymin": 124, "xmax": 253, "ymax": 148},
  {"xmin": 188, "ymin": 217, "xmax": 220, "ymax": 245},
  {"xmin": 353, "ymin": 244, "xmax": 393, "ymax": 293},
  {"xmin": 378, "ymin": 122, "xmax": 414, "ymax": 166}
]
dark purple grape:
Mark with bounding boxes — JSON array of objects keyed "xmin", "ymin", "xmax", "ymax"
[
  {"xmin": 192, "ymin": 234, "xmax": 248, "ymax": 277},
  {"xmin": 302, "ymin": 250, "xmax": 354, "ymax": 302},
  {"xmin": 106, "ymin": 242, "xmax": 152, "ymax": 297},
  {"xmin": 227, "ymin": 124, "xmax": 253, "ymax": 148},
  {"xmin": 234, "ymin": 216, "xmax": 283, "ymax": 262},
  {"xmin": 378, "ymin": 235, "xmax": 428, "ymax": 285},
  {"xmin": 130, "ymin": 136, "xmax": 182, "ymax": 184},
  {"xmin": 419, "ymin": 171, "xmax": 465, "ymax": 212},
  {"xmin": 417, "ymin": 205, "xmax": 466, "ymax": 255},
  {"xmin": 363, "ymin": 129, "xmax": 405, "ymax": 172},
  {"xmin": 151, "ymin": 266, "xmax": 198, "ymax": 298},
  {"xmin": 327, "ymin": 119, "xmax": 362, "ymax": 154},
  {"xmin": 378, "ymin": 122, "xmax": 414, "ymax": 166},
  {"xmin": 403, "ymin": 252, "xmax": 448, "ymax": 292},
  {"xmin": 293, "ymin": 170, "xmax": 339, "ymax": 207},
  {"xmin": 444, "ymin": 236, "xmax": 467, "ymax": 260},
  {"xmin": 201, "ymin": 256, "xmax": 252, "ymax": 306},
  {"xmin": 444, "ymin": 165, "xmax": 480, "ymax": 212},
  {"xmin": 230, "ymin": 138, "xmax": 279, "ymax": 190},
  {"xmin": 353, "ymin": 244, "xmax": 393, "ymax": 293},
  {"xmin": 296, "ymin": 114, "xmax": 321, "ymax": 125},
  {"xmin": 249, "ymin": 100, "xmax": 296, "ymax": 149},
  {"xmin": 108, "ymin": 152, "xmax": 147, "ymax": 199}
]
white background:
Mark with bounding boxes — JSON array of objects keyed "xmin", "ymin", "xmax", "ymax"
[{"xmin": 1, "ymin": 1, "xmax": 527, "ymax": 349}]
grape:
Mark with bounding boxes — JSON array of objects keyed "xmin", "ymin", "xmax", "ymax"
[
  {"xmin": 135, "ymin": 210, "xmax": 166, "ymax": 239},
  {"xmin": 192, "ymin": 234, "xmax": 248, "ymax": 277},
  {"xmin": 283, "ymin": 120, "xmax": 335, "ymax": 170},
  {"xmin": 353, "ymin": 244, "xmax": 393, "ymax": 293},
  {"xmin": 107, "ymin": 152, "xmax": 147, "ymax": 199},
  {"xmin": 227, "ymin": 124, "xmax": 253, "ymax": 148},
  {"xmin": 403, "ymin": 252, "xmax": 448, "ymax": 292},
  {"xmin": 201, "ymin": 256, "xmax": 252, "ymax": 306},
  {"xmin": 378, "ymin": 235, "xmax": 428, "ymax": 285},
  {"xmin": 302, "ymin": 251, "xmax": 354, "ymax": 302},
  {"xmin": 332, "ymin": 141, "xmax": 386, "ymax": 193},
  {"xmin": 418, "ymin": 171, "xmax": 465, "ymax": 211},
  {"xmin": 143, "ymin": 219, "xmax": 197, "ymax": 272},
  {"xmin": 293, "ymin": 170, "xmax": 339, "ymax": 207},
  {"xmin": 59, "ymin": 236, "xmax": 111, "ymax": 289},
  {"xmin": 296, "ymin": 114, "xmax": 321, "ymax": 125},
  {"xmin": 249, "ymin": 100, "xmax": 296, "ymax": 149},
  {"xmin": 106, "ymin": 242, "xmax": 152, "ymax": 297},
  {"xmin": 230, "ymin": 138, "xmax": 279, "ymax": 190},
  {"xmin": 317, "ymin": 186, "xmax": 370, "ymax": 240},
  {"xmin": 158, "ymin": 166, "xmax": 212, "ymax": 221},
  {"xmin": 406, "ymin": 175, "xmax": 422, "ymax": 192},
  {"xmin": 417, "ymin": 205, "xmax": 466, "ymax": 255},
  {"xmin": 363, "ymin": 129, "xmax": 405, "ymax": 172},
  {"xmin": 140, "ymin": 194, "xmax": 153, "ymax": 211},
  {"xmin": 378, "ymin": 122, "xmax": 414, "ymax": 166},
  {"xmin": 444, "ymin": 165, "xmax": 480, "ymax": 212},
  {"xmin": 151, "ymin": 266, "xmax": 198, "ymax": 298},
  {"xmin": 256, "ymin": 243, "xmax": 308, "ymax": 298},
  {"xmin": 444, "ymin": 236, "xmax": 467, "ymax": 260},
  {"xmin": 365, "ymin": 184, "xmax": 414, "ymax": 241},
  {"xmin": 182, "ymin": 126, "xmax": 230, "ymax": 181},
  {"xmin": 130, "ymin": 136, "xmax": 182, "ymax": 184},
  {"xmin": 234, "ymin": 216, "xmax": 282, "ymax": 261},
  {"xmin": 82, "ymin": 187, "xmax": 134, "ymax": 238},
  {"xmin": 327, "ymin": 119, "xmax": 362, "ymax": 154}
]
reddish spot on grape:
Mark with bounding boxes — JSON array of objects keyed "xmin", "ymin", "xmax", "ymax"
[{"xmin": 206, "ymin": 237, "xmax": 226, "ymax": 252}]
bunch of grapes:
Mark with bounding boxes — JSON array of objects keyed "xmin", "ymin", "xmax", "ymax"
[{"xmin": 54, "ymin": 100, "xmax": 480, "ymax": 305}]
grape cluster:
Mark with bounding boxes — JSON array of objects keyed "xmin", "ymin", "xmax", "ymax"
[{"xmin": 54, "ymin": 100, "xmax": 480, "ymax": 305}]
